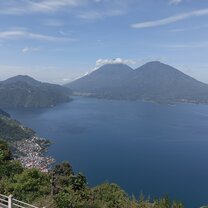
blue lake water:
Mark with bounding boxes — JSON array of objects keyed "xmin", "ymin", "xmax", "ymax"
[{"xmin": 7, "ymin": 96, "xmax": 208, "ymax": 208}]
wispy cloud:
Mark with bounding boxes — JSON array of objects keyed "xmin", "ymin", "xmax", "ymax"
[
  {"xmin": 27, "ymin": 0, "xmax": 84, "ymax": 12},
  {"xmin": 169, "ymin": 0, "xmax": 182, "ymax": 5},
  {"xmin": 21, "ymin": 47, "xmax": 40, "ymax": 53},
  {"xmin": 77, "ymin": 9, "xmax": 125, "ymax": 20},
  {"xmin": 131, "ymin": 8, "xmax": 208, "ymax": 29},
  {"xmin": 0, "ymin": 29, "xmax": 75, "ymax": 42},
  {"xmin": 0, "ymin": 0, "xmax": 87, "ymax": 15},
  {"xmin": 71, "ymin": 58, "xmax": 136, "ymax": 80},
  {"xmin": 76, "ymin": 0, "xmax": 128, "ymax": 20},
  {"xmin": 0, "ymin": 0, "xmax": 128, "ymax": 21}
]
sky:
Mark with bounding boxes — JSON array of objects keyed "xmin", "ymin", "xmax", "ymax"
[{"xmin": 0, "ymin": 0, "xmax": 208, "ymax": 84}]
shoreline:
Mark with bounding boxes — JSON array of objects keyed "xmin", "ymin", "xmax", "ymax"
[{"xmin": 13, "ymin": 136, "xmax": 55, "ymax": 173}]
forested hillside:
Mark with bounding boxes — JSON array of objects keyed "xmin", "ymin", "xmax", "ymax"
[
  {"xmin": 0, "ymin": 75, "xmax": 72, "ymax": 108},
  {"xmin": 0, "ymin": 115, "xmax": 34, "ymax": 142}
]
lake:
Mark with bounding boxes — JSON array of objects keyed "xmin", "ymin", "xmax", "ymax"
[{"xmin": 7, "ymin": 96, "xmax": 208, "ymax": 208}]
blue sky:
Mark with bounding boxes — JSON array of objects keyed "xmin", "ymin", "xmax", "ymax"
[{"xmin": 0, "ymin": 0, "xmax": 208, "ymax": 84}]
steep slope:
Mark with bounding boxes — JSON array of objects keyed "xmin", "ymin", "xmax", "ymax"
[
  {"xmin": 0, "ymin": 115, "xmax": 34, "ymax": 141},
  {"xmin": 65, "ymin": 64, "xmax": 133, "ymax": 95},
  {"xmin": 0, "ymin": 76, "xmax": 72, "ymax": 108},
  {"xmin": 124, "ymin": 61, "xmax": 208, "ymax": 102},
  {"xmin": 66, "ymin": 61, "xmax": 208, "ymax": 104}
]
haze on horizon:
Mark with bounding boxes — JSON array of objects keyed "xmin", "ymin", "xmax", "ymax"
[{"xmin": 0, "ymin": 0, "xmax": 208, "ymax": 84}]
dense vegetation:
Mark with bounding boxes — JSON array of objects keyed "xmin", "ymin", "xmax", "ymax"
[
  {"xmin": 0, "ymin": 140, "xmax": 184, "ymax": 208},
  {"xmin": 0, "ymin": 115, "xmax": 33, "ymax": 141},
  {"xmin": 0, "ymin": 75, "xmax": 72, "ymax": 108}
]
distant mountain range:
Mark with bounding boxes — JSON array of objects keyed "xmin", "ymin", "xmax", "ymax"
[
  {"xmin": 3, "ymin": 75, "xmax": 42, "ymax": 87},
  {"xmin": 66, "ymin": 61, "xmax": 208, "ymax": 104},
  {"xmin": 0, "ymin": 75, "xmax": 72, "ymax": 108}
]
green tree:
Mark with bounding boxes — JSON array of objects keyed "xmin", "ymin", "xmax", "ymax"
[
  {"xmin": 2, "ymin": 168, "xmax": 50, "ymax": 203},
  {"xmin": 172, "ymin": 201, "xmax": 184, "ymax": 208},
  {"xmin": 69, "ymin": 173, "xmax": 87, "ymax": 192},
  {"xmin": 51, "ymin": 162, "xmax": 74, "ymax": 195},
  {"xmin": 52, "ymin": 162, "xmax": 74, "ymax": 177},
  {"xmin": 0, "ymin": 160, "xmax": 23, "ymax": 180},
  {"xmin": 138, "ymin": 192, "xmax": 150, "ymax": 208},
  {"xmin": 92, "ymin": 183, "xmax": 131, "ymax": 208},
  {"xmin": 153, "ymin": 196, "xmax": 183, "ymax": 208},
  {"xmin": 55, "ymin": 189, "xmax": 84, "ymax": 208},
  {"xmin": 0, "ymin": 140, "xmax": 12, "ymax": 161},
  {"xmin": 0, "ymin": 140, "xmax": 19, "ymax": 181}
]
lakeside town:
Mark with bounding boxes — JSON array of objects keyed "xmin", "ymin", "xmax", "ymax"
[{"xmin": 13, "ymin": 136, "xmax": 55, "ymax": 173}]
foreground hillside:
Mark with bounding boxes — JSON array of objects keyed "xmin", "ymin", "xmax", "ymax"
[
  {"xmin": 66, "ymin": 61, "xmax": 208, "ymax": 104},
  {"xmin": 0, "ymin": 75, "xmax": 72, "ymax": 108},
  {"xmin": 0, "ymin": 112, "xmax": 36, "ymax": 159}
]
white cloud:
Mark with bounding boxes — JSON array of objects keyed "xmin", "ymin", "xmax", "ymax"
[
  {"xmin": 0, "ymin": 0, "xmax": 126, "ymax": 16},
  {"xmin": 0, "ymin": 0, "xmax": 87, "ymax": 15},
  {"xmin": 80, "ymin": 57, "xmax": 160, "ymax": 76},
  {"xmin": 0, "ymin": 29, "xmax": 75, "ymax": 42},
  {"xmin": 77, "ymin": 9, "xmax": 125, "ymax": 20},
  {"xmin": 80, "ymin": 58, "xmax": 136, "ymax": 76},
  {"xmin": 95, "ymin": 58, "xmax": 136, "ymax": 68},
  {"xmin": 0, "ymin": 0, "xmax": 128, "ymax": 21},
  {"xmin": 22, "ymin": 47, "xmax": 30, "ymax": 53},
  {"xmin": 62, "ymin": 78, "xmax": 70, "ymax": 82},
  {"xmin": 21, "ymin": 47, "xmax": 40, "ymax": 53},
  {"xmin": 27, "ymin": 0, "xmax": 83, "ymax": 12},
  {"xmin": 169, "ymin": 0, "xmax": 182, "ymax": 5},
  {"xmin": 131, "ymin": 8, "xmax": 208, "ymax": 29}
]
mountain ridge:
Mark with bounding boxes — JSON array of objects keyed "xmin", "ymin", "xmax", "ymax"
[
  {"xmin": 2, "ymin": 75, "xmax": 42, "ymax": 87},
  {"xmin": 0, "ymin": 75, "xmax": 72, "ymax": 108},
  {"xmin": 66, "ymin": 61, "xmax": 208, "ymax": 104}
]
